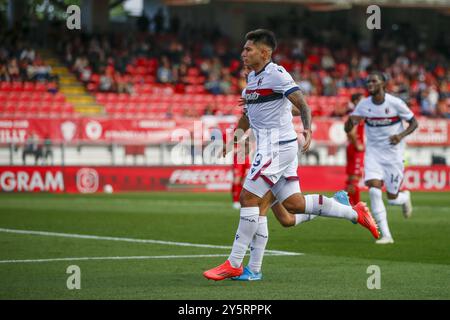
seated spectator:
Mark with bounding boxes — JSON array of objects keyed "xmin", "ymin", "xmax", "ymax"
[
  {"xmin": 99, "ymin": 67, "xmax": 114, "ymax": 92},
  {"xmin": 29, "ymin": 59, "xmax": 52, "ymax": 82},
  {"xmin": 47, "ymin": 80, "xmax": 59, "ymax": 94},
  {"xmin": 80, "ymin": 66, "xmax": 92, "ymax": 83},
  {"xmin": 157, "ymin": 56, "xmax": 173, "ymax": 83},
  {"xmin": 436, "ymin": 100, "xmax": 450, "ymax": 119},
  {"xmin": 42, "ymin": 136, "xmax": 54, "ymax": 165},
  {"xmin": 205, "ymin": 74, "xmax": 222, "ymax": 95},
  {"xmin": 166, "ymin": 105, "xmax": 174, "ymax": 119},
  {"xmin": 7, "ymin": 58, "xmax": 20, "ymax": 81},
  {"xmin": 420, "ymin": 86, "xmax": 439, "ymax": 116},
  {"xmin": 0, "ymin": 63, "xmax": 10, "ymax": 81},
  {"xmin": 22, "ymin": 133, "xmax": 41, "ymax": 165},
  {"xmin": 204, "ymin": 104, "xmax": 217, "ymax": 116}
]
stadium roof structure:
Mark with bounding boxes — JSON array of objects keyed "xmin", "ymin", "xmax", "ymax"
[{"xmin": 163, "ymin": 0, "xmax": 450, "ymax": 9}]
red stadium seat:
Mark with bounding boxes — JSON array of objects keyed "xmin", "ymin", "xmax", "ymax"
[
  {"xmin": 0, "ymin": 82, "xmax": 12, "ymax": 91},
  {"xmin": 34, "ymin": 82, "xmax": 47, "ymax": 92},
  {"xmin": 11, "ymin": 82, "xmax": 23, "ymax": 92},
  {"xmin": 23, "ymin": 82, "xmax": 35, "ymax": 92}
]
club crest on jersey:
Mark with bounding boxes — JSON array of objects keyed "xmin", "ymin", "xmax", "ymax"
[
  {"xmin": 385, "ymin": 108, "xmax": 390, "ymax": 114},
  {"xmin": 257, "ymin": 77, "xmax": 263, "ymax": 86}
]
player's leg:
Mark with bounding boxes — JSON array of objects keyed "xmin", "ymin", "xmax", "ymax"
[
  {"xmin": 231, "ymin": 166, "xmax": 243, "ymax": 210},
  {"xmin": 384, "ymin": 163, "xmax": 412, "ymax": 218},
  {"xmin": 242, "ymin": 191, "xmax": 271, "ymax": 280},
  {"xmin": 203, "ymin": 176, "xmax": 270, "ymax": 281},
  {"xmin": 346, "ymin": 150, "xmax": 363, "ymax": 206},
  {"xmin": 346, "ymin": 175, "xmax": 361, "ymax": 206},
  {"xmin": 362, "ymin": 154, "xmax": 391, "ymax": 243},
  {"xmin": 279, "ymin": 191, "xmax": 378, "ymax": 239},
  {"xmin": 233, "ymin": 178, "xmax": 316, "ymax": 281},
  {"xmin": 366, "ymin": 179, "xmax": 393, "ymax": 244},
  {"xmin": 232, "ymin": 148, "xmax": 299, "ymax": 281}
]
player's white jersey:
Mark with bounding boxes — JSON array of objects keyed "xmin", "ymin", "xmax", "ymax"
[
  {"xmin": 352, "ymin": 93, "xmax": 414, "ymax": 163},
  {"xmin": 242, "ymin": 62, "xmax": 299, "ymax": 149}
]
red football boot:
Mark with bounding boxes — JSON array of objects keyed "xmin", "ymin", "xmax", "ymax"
[
  {"xmin": 203, "ymin": 260, "xmax": 243, "ymax": 281},
  {"xmin": 354, "ymin": 202, "xmax": 380, "ymax": 239}
]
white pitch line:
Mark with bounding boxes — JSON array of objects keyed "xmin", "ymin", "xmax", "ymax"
[
  {"xmin": 0, "ymin": 252, "xmax": 293, "ymax": 264},
  {"xmin": 0, "ymin": 228, "xmax": 303, "ymax": 256}
]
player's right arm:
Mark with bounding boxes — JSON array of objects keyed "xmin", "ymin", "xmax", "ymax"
[
  {"xmin": 223, "ymin": 113, "xmax": 250, "ymax": 157},
  {"xmin": 345, "ymin": 98, "xmax": 365, "ymax": 133},
  {"xmin": 347, "ymin": 124, "xmax": 364, "ymax": 151}
]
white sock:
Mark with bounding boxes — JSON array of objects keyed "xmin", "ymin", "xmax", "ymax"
[
  {"xmin": 248, "ymin": 216, "xmax": 268, "ymax": 274},
  {"xmin": 295, "ymin": 213, "xmax": 318, "ymax": 225},
  {"xmin": 304, "ymin": 194, "xmax": 357, "ymax": 222},
  {"xmin": 369, "ymin": 188, "xmax": 392, "ymax": 239},
  {"xmin": 228, "ymin": 207, "xmax": 259, "ymax": 268},
  {"xmin": 387, "ymin": 191, "xmax": 408, "ymax": 206}
]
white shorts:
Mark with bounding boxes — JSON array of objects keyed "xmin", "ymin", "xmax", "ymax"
[
  {"xmin": 271, "ymin": 177, "xmax": 301, "ymax": 203},
  {"xmin": 243, "ymin": 140, "xmax": 298, "ymax": 198},
  {"xmin": 364, "ymin": 154, "xmax": 404, "ymax": 194}
]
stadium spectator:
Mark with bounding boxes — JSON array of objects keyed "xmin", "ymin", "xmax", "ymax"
[
  {"xmin": 42, "ymin": 136, "xmax": 54, "ymax": 166},
  {"xmin": 420, "ymin": 86, "xmax": 439, "ymax": 116},
  {"xmin": 436, "ymin": 100, "xmax": 450, "ymax": 119},
  {"xmin": 157, "ymin": 56, "xmax": 173, "ymax": 83},
  {"xmin": 22, "ymin": 133, "xmax": 40, "ymax": 165},
  {"xmin": 1, "ymin": 23, "xmax": 448, "ymax": 119},
  {"xmin": 99, "ymin": 66, "xmax": 115, "ymax": 92},
  {"xmin": 0, "ymin": 62, "xmax": 9, "ymax": 81}
]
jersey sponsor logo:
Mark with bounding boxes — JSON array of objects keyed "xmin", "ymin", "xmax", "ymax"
[
  {"xmin": 245, "ymin": 92, "xmax": 260, "ymax": 101},
  {"xmin": 365, "ymin": 116, "xmax": 401, "ymax": 127},
  {"xmin": 244, "ymin": 89, "xmax": 283, "ymax": 104}
]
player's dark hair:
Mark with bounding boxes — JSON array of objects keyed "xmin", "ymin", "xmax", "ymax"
[
  {"xmin": 369, "ymin": 71, "xmax": 387, "ymax": 82},
  {"xmin": 245, "ymin": 29, "xmax": 277, "ymax": 51},
  {"xmin": 351, "ymin": 93, "xmax": 363, "ymax": 104}
]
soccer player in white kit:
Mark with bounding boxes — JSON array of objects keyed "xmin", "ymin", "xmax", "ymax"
[
  {"xmin": 345, "ymin": 72, "xmax": 419, "ymax": 244},
  {"xmin": 203, "ymin": 29, "xmax": 379, "ymax": 281}
]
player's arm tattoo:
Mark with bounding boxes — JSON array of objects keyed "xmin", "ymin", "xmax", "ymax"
[
  {"xmin": 287, "ymin": 90, "xmax": 311, "ymax": 130},
  {"xmin": 291, "ymin": 105, "xmax": 300, "ymax": 116},
  {"xmin": 398, "ymin": 117, "xmax": 419, "ymax": 139}
]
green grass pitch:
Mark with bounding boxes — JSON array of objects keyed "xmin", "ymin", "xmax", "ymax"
[{"xmin": 0, "ymin": 191, "xmax": 449, "ymax": 300}]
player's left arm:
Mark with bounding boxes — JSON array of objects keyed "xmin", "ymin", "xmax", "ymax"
[
  {"xmin": 389, "ymin": 100, "xmax": 419, "ymax": 145},
  {"xmin": 287, "ymin": 90, "xmax": 312, "ymax": 153},
  {"xmin": 389, "ymin": 117, "xmax": 419, "ymax": 145}
]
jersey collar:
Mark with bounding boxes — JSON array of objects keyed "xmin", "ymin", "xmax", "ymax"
[
  {"xmin": 371, "ymin": 93, "xmax": 386, "ymax": 105},
  {"xmin": 254, "ymin": 61, "xmax": 272, "ymax": 76}
]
